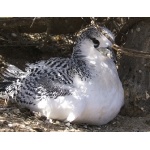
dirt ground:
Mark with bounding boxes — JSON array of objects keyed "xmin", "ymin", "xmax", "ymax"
[{"xmin": 0, "ymin": 100, "xmax": 150, "ymax": 132}]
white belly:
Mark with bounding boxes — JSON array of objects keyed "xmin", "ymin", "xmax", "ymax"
[
  {"xmin": 74, "ymin": 74, "xmax": 124, "ymax": 125},
  {"xmin": 33, "ymin": 57, "xmax": 124, "ymax": 125},
  {"xmin": 45, "ymin": 67, "xmax": 122, "ymax": 125}
]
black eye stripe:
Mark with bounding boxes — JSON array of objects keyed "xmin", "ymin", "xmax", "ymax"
[{"xmin": 90, "ymin": 37, "xmax": 100, "ymax": 48}]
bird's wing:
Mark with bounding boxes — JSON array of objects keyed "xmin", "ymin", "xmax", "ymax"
[{"xmin": 25, "ymin": 57, "xmax": 73, "ymax": 99}]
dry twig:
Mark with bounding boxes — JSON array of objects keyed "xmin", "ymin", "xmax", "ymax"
[{"xmin": 112, "ymin": 44, "xmax": 150, "ymax": 59}]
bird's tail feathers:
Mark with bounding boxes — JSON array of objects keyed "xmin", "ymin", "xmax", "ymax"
[
  {"xmin": 0, "ymin": 64, "xmax": 24, "ymax": 81},
  {"xmin": 0, "ymin": 64, "xmax": 24, "ymax": 100}
]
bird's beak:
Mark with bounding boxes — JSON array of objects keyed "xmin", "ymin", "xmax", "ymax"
[
  {"xmin": 97, "ymin": 46, "xmax": 116, "ymax": 63},
  {"xmin": 107, "ymin": 46, "xmax": 117, "ymax": 63}
]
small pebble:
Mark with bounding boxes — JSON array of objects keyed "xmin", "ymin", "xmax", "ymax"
[
  {"xmin": 3, "ymin": 113, "xmax": 8, "ymax": 117},
  {"xmin": 146, "ymin": 91, "xmax": 150, "ymax": 99},
  {"xmin": 13, "ymin": 109, "xmax": 20, "ymax": 114},
  {"xmin": 11, "ymin": 33, "xmax": 17, "ymax": 37},
  {"xmin": 19, "ymin": 124, "xmax": 25, "ymax": 128},
  {"xmin": 65, "ymin": 122, "xmax": 70, "ymax": 127},
  {"xmin": 49, "ymin": 119, "xmax": 53, "ymax": 123},
  {"xmin": 55, "ymin": 120, "xmax": 60, "ymax": 125},
  {"xmin": 69, "ymin": 129, "xmax": 75, "ymax": 132},
  {"xmin": 112, "ymin": 121, "xmax": 116, "ymax": 125},
  {"xmin": 139, "ymin": 70, "xmax": 142, "ymax": 73},
  {"xmin": 8, "ymin": 123, "xmax": 13, "ymax": 127},
  {"xmin": 136, "ymin": 27, "xmax": 140, "ymax": 32},
  {"xmin": 3, "ymin": 23, "xmax": 6, "ymax": 26}
]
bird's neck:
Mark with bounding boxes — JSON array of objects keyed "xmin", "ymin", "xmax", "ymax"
[
  {"xmin": 71, "ymin": 41, "xmax": 117, "ymax": 80},
  {"xmin": 72, "ymin": 41, "xmax": 102, "ymax": 67},
  {"xmin": 70, "ymin": 44, "xmax": 92, "ymax": 79}
]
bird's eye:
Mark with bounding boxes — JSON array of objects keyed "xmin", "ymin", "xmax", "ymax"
[{"xmin": 90, "ymin": 38, "xmax": 100, "ymax": 48}]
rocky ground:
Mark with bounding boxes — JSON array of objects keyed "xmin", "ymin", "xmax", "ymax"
[{"xmin": 0, "ymin": 100, "xmax": 150, "ymax": 132}]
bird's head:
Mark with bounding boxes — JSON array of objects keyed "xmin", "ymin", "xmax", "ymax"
[{"xmin": 73, "ymin": 26, "xmax": 116, "ymax": 62}]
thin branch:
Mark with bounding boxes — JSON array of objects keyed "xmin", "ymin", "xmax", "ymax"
[
  {"xmin": 30, "ymin": 17, "xmax": 37, "ymax": 28},
  {"xmin": 112, "ymin": 44, "xmax": 150, "ymax": 59}
]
